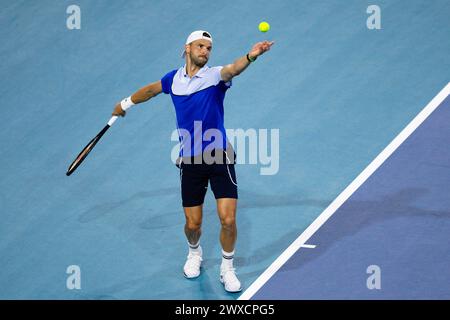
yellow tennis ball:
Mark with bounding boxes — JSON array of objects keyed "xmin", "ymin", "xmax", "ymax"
[{"xmin": 258, "ymin": 21, "xmax": 270, "ymax": 33}]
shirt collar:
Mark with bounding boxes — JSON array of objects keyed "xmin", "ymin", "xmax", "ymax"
[{"xmin": 182, "ymin": 65, "xmax": 209, "ymax": 78}]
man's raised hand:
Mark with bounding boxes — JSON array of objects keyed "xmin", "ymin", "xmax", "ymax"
[{"xmin": 249, "ymin": 41, "xmax": 275, "ymax": 59}]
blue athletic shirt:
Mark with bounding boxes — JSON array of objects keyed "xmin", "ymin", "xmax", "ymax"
[{"xmin": 161, "ymin": 65, "xmax": 232, "ymax": 157}]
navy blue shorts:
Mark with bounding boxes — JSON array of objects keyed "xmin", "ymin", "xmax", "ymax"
[{"xmin": 177, "ymin": 150, "xmax": 238, "ymax": 207}]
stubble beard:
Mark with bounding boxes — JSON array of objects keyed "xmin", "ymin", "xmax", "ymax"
[{"xmin": 190, "ymin": 53, "xmax": 208, "ymax": 68}]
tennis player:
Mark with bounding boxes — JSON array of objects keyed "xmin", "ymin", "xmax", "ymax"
[{"xmin": 112, "ymin": 31, "xmax": 273, "ymax": 292}]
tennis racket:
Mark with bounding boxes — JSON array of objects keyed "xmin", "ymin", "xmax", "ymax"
[{"xmin": 66, "ymin": 116, "xmax": 118, "ymax": 176}]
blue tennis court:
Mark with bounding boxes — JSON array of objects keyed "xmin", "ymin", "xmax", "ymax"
[
  {"xmin": 245, "ymin": 86, "xmax": 450, "ymax": 300},
  {"xmin": 0, "ymin": 0, "xmax": 449, "ymax": 300}
]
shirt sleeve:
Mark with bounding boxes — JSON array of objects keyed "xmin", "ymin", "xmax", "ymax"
[
  {"xmin": 211, "ymin": 66, "xmax": 232, "ymax": 91},
  {"xmin": 161, "ymin": 70, "xmax": 177, "ymax": 94}
]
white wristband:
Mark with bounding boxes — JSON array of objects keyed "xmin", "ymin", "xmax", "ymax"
[{"xmin": 120, "ymin": 96, "xmax": 135, "ymax": 111}]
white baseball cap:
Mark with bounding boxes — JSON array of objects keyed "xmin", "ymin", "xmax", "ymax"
[{"xmin": 181, "ymin": 30, "xmax": 213, "ymax": 58}]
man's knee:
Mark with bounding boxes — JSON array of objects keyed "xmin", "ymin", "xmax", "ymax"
[
  {"xmin": 185, "ymin": 218, "xmax": 202, "ymax": 231},
  {"xmin": 220, "ymin": 215, "xmax": 236, "ymax": 229}
]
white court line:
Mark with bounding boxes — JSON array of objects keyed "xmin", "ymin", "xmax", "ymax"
[
  {"xmin": 300, "ymin": 244, "xmax": 316, "ymax": 249},
  {"xmin": 238, "ymin": 82, "xmax": 450, "ymax": 300}
]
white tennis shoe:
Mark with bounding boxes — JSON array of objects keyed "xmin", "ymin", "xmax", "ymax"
[
  {"xmin": 220, "ymin": 266, "xmax": 242, "ymax": 292},
  {"xmin": 183, "ymin": 247, "xmax": 203, "ymax": 279}
]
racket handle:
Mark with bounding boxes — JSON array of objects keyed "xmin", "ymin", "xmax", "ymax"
[{"xmin": 107, "ymin": 116, "xmax": 119, "ymax": 126}]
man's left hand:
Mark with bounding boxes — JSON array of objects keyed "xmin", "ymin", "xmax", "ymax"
[{"xmin": 249, "ymin": 41, "xmax": 275, "ymax": 59}]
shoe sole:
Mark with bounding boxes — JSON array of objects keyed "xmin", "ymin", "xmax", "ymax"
[
  {"xmin": 184, "ymin": 272, "xmax": 200, "ymax": 279},
  {"xmin": 220, "ymin": 277, "xmax": 242, "ymax": 293},
  {"xmin": 184, "ymin": 268, "xmax": 201, "ymax": 279}
]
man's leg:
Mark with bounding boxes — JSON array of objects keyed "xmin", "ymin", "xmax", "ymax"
[
  {"xmin": 216, "ymin": 198, "xmax": 237, "ymax": 252},
  {"xmin": 217, "ymin": 198, "xmax": 241, "ymax": 292},
  {"xmin": 182, "ymin": 205, "xmax": 204, "ymax": 278},
  {"xmin": 180, "ymin": 159, "xmax": 209, "ymax": 279},
  {"xmin": 184, "ymin": 205, "xmax": 203, "ymax": 247},
  {"xmin": 210, "ymin": 150, "xmax": 241, "ymax": 292}
]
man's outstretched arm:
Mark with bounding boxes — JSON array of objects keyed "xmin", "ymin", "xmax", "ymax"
[
  {"xmin": 220, "ymin": 41, "xmax": 274, "ymax": 83},
  {"xmin": 112, "ymin": 80, "xmax": 163, "ymax": 117}
]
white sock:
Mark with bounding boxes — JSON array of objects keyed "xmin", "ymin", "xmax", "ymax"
[
  {"xmin": 221, "ymin": 249, "xmax": 234, "ymax": 270},
  {"xmin": 188, "ymin": 240, "xmax": 202, "ymax": 255}
]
